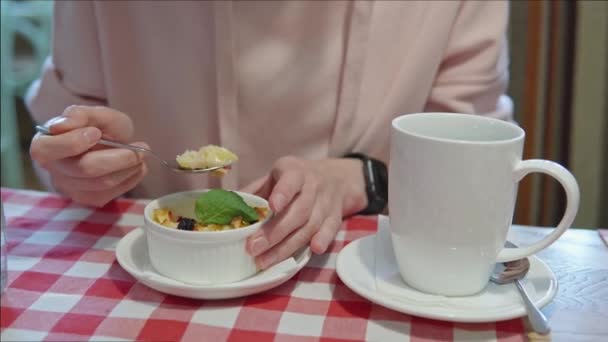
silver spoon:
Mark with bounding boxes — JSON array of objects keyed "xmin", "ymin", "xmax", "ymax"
[
  {"xmin": 490, "ymin": 242, "xmax": 550, "ymax": 335},
  {"xmin": 35, "ymin": 125, "xmax": 232, "ymax": 174}
]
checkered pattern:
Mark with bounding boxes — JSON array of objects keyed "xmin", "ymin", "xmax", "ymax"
[{"xmin": 1, "ymin": 188, "xmax": 526, "ymax": 341}]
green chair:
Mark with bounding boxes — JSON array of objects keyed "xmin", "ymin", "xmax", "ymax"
[{"xmin": 0, "ymin": 0, "xmax": 53, "ymax": 188}]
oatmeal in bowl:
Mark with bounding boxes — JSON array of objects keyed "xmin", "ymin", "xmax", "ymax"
[
  {"xmin": 152, "ymin": 189, "xmax": 269, "ymax": 232},
  {"xmin": 143, "ymin": 189, "xmax": 271, "ymax": 285}
]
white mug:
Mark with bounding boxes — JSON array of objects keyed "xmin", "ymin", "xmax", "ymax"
[{"xmin": 388, "ymin": 113, "xmax": 579, "ymax": 296}]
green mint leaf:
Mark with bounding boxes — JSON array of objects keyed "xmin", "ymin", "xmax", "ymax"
[{"xmin": 195, "ymin": 189, "xmax": 259, "ymax": 225}]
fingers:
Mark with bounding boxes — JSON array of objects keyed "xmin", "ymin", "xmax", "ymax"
[
  {"xmin": 268, "ymin": 170, "xmax": 304, "ymax": 213},
  {"xmin": 240, "ymin": 175, "xmax": 271, "ymax": 197},
  {"xmin": 57, "ymin": 163, "xmax": 148, "ymax": 207},
  {"xmin": 49, "ymin": 142, "xmax": 148, "ymax": 178},
  {"xmin": 247, "ymin": 176, "xmax": 317, "ymax": 257},
  {"xmin": 30, "ymin": 127, "xmax": 102, "ymax": 166},
  {"xmin": 255, "ymin": 226, "xmax": 314, "ymax": 269},
  {"xmin": 47, "ymin": 105, "xmax": 134, "ymax": 142},
  {"xmin": 255, "ymin": 199, "xmax": 342, "ymax": 269},
  {"xmin": 255, "ymin": 211, "xmax": 342, "ymax": 269},
  {"xmin": 268, "ymin": 157, "xmax": 306, "ymax": 212},
  {"xmin": 38, "ymin": 140, "xmax": 149, "ymax": 208},
  {"xmin": 31, "ymin": 106, "xmax": 136, "ymax": 167},
  {"xmin": 241, "ymin": 156, "xmax": 306, "ymax": 208},
  {"xmin": 29, "ymin": 105, "xmax": 145, "ymax": 208},
  {"xmin": 310, "ymin": 214, "xmax": 343, "ymax": 254},
  {"xmin": 244, "ymin": 156, "xmax": 351, "ymax": 269},
  {"xmin": 49, "ymin": 164, "xmax": 144, "ymax": 192}
]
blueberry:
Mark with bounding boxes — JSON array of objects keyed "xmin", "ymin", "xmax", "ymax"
[{"xmin": 177, "ymin": 217, "xmax": 196, "ymax": 231}]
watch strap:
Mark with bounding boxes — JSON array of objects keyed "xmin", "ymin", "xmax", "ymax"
[{"xmin": 343, "ymin": 153, "xmax": 388, "ymax": 215}]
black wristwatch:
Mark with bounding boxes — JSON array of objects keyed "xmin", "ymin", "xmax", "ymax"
[{"xmin": 343, "ymin": 153, "xmax": 388, "ymax": 215}]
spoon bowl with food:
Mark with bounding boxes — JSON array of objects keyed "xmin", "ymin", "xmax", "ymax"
[{"xmin": 175, "ymin": 144, "xmax": 238, "ymax": 176}]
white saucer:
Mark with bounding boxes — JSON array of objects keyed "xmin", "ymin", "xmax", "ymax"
[
  {"xmin": 116, "ymin": 228, "xmax": 311, "ymax": 299},
  {"xmin": 336, "ymin": 232, "xmax": 558, "ymax": 323}
]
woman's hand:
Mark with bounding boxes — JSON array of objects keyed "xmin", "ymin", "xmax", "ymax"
[
  {"xmin": 29, "ymin": 105, "xmax": 148, "ymax": 207},
  {"xmin": 242, "ymin": 156, "xmax": 368, "ymax": 269}
]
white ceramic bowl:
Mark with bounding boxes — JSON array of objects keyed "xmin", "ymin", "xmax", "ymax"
[{"xmin": 143, "ymin": 190, "xmax": 271, "ymax": 285}]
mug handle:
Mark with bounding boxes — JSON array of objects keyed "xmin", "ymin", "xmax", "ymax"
[{"xmin": 496, "ymin": 159, "xmax": 580, "ymax": 263}]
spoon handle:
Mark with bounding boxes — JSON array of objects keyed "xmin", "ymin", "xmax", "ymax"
[
  {"xmin": 35, "ymin": 125, "xmax": 151, "ymax": 154},
  {"xmin": 515, "ymin": 279, "xmax": 551, "ymax": 335}
]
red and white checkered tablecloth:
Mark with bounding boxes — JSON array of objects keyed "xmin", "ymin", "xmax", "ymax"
[{"xmin": 0, "ymin": 188, "xmax": 526, "ymax": 341}]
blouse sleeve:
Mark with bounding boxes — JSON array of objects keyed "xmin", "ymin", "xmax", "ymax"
[
  {"xmin": 424, "ymin": 0, "xmax": 513, "ymax": 121},
  {"xmin": 25, "ymin": 0, "xmax": 107, "ymax": 123}
]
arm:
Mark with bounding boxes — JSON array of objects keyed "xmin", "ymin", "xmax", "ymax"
[
  {"xmin": 25, "ymin": 0, "xmax": 107, "ymax": 122},
  {"xmin": 424, "ymin": 0, "xmax": 513, "ymax": 120},
  {"xmin": 26, "ymin": 2, "xmax": 149, "ymax": 205},
  {"xmin": 26, "ymin": 1, "xmax": 106, "ymax": 192}
]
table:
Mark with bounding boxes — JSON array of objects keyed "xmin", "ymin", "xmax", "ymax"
[{"xmin": 1, "ymin": 188, "xmax": 606, "ymax": 342}]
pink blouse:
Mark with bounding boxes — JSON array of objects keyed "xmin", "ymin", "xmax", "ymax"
[{"xmin": 26, "ymin": 0, "xmax": 512, "ymax": 199}]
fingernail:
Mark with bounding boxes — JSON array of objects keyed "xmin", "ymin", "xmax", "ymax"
[
  {"xmin": 82, "ymin": 127, "xmax": 101, "ymax": 144},
  {"xmin": 272, "ymin": 194, "xmax": 286, "ymax": 212},
  {"xmin": 257, "ymin": 253, "xmax": 277, "ymax": 270},
  {"xmin": 46, "ymin": 116, "xmax": 69, "ymax": 128},
  {"xmin": 314, "ymin": 239, "xmax": 329, "ymax": 254},
  {"xmin": 250, "ymin": 236, "xmax": 269, "ymax": 256}
]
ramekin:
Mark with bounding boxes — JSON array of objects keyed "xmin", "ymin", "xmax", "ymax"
[{"xmin": 143, "ymin": 190, "xmax": 271, "ymax": 285}]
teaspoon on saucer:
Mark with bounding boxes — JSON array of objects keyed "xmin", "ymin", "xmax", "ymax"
[
  {"xmin": 35, "ymin": 125, "xmax": 232, "ymax": 174},
  {"xmin": 490, "ymin": 242, "xmax": 550, "ymax": 335}
]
